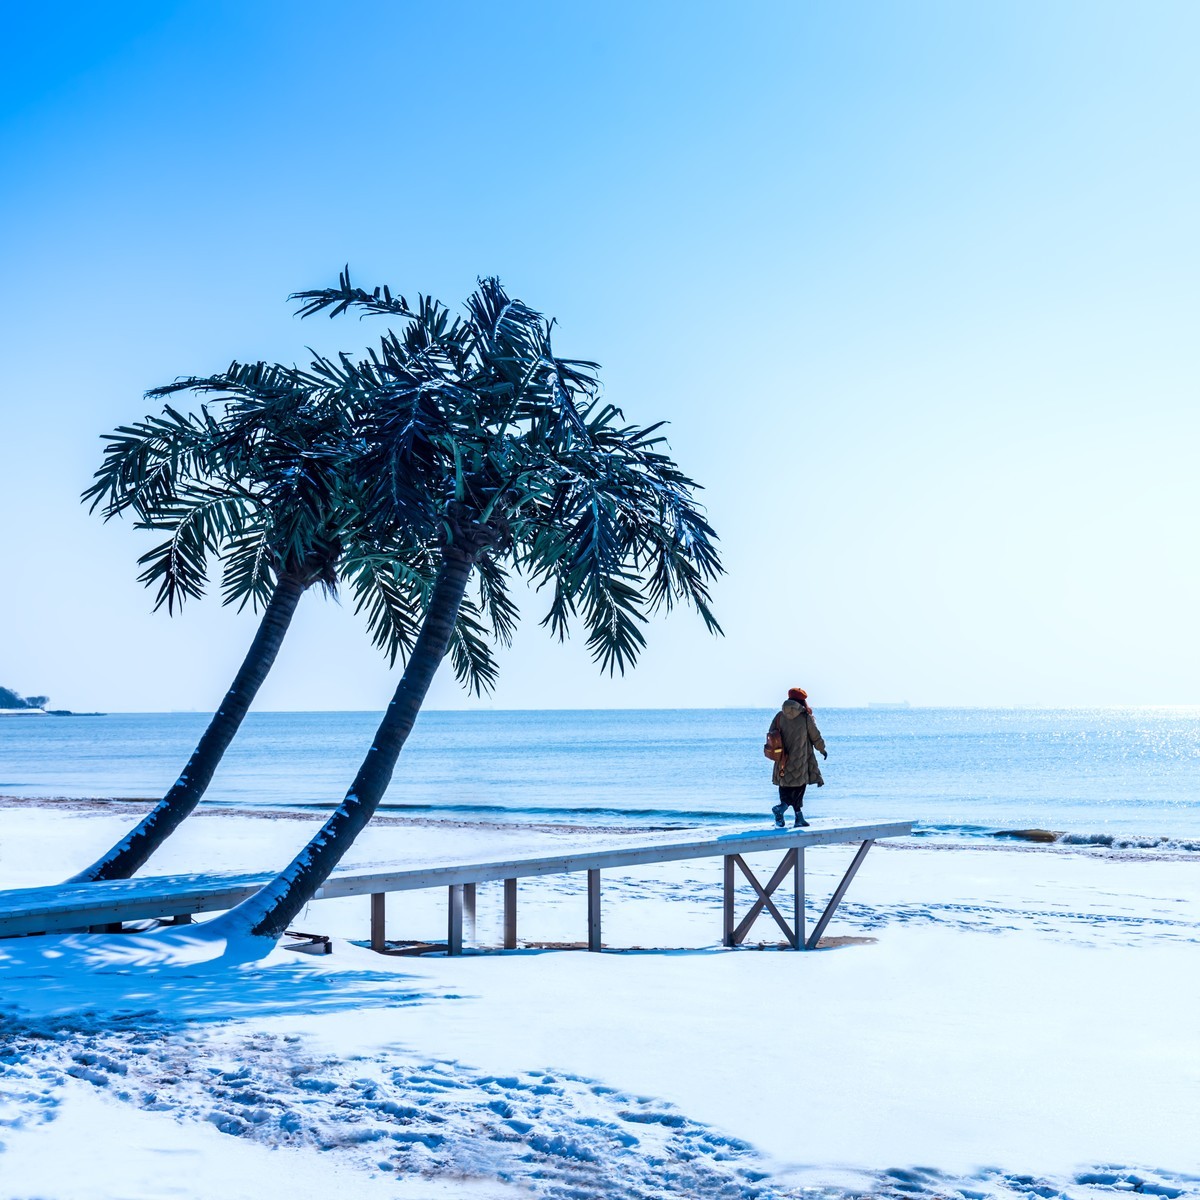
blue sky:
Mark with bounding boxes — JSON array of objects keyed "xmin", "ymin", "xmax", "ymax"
[{"xmin": 2, "ymin": 1, "xmax": 1197, "ymax": 711}]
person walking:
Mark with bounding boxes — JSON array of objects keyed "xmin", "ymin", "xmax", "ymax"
[{"xmin": 766, "ymin": 687, "xmax": 827, "ymax": 827}]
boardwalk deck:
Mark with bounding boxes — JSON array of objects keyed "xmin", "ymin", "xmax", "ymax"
[{"xmin": 0, "ymin": 820, "xmax": 912, "ymax": 951}]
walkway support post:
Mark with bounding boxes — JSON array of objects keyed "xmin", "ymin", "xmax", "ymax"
[
  {"xmin": 722, "ymin": 855, "xmax": 735, "ymax": 946},
  {"xmin": 503, "ymin": 878, "xmax": 517, "ymax": 949},
  {"xmin": 587, "ymin": 869, "xmax": 602, "ymax": 951},
  {"xmin": 447, "ymin": 884, "xmax": 463, "ymax": 956},
  {"xmin": 370, "ymin": 892, "xmax": 386, "ymax": 952},
  {"xmin": 794, "ymin": 847, "xmax": 805, "ymax": 950}
]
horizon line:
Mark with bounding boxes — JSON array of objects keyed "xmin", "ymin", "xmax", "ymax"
[{"xmin": 37, "ymin": 703, "xmax": 1200, "ymax": 716}]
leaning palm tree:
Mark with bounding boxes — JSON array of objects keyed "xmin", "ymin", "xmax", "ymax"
[
  {"xmin": 71, "ymin": 341, "xmax": 497, "ymax": 883},
  {"xmin": 70, "ymin": 361, "xmax": 357, "ymax": 882},
  {"xmin": 218, "ymin": 273, "xmax": 723, "ymax": 941}
]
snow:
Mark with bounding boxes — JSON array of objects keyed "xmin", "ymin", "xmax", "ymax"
[
  {"xmin": 1, "ymin": 801, "xmax": 1198, "ymax": 1199},
  {"xmin": 1, "ymin": 1082, "xmax": 523, "ymax": 1199},
  {"xmin": 322, "ymin": 931, "xmax": 1193, "ymax": 1172}
]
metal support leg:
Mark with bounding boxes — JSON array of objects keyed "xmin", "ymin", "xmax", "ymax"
[
  {"xmin": 587, "ymin": 869, "xmax": 602, "ymax": 951},
  {"xmin": 503, "ymin": 878, "xmax": 517, "ymax": 949},
  {"xmin": 370, "ymin": 893, "xmax": 386, "ymax": 952},
  {"xmin": 794, "ymin": 847, "xmax": 805, "ymax": 950},
  {"xmin": 806, "ymin": 839, "xmax": 874, "ymax": 950},
  {"xmin": 723, "ymin": 855, "xmax": 735, "ymax": 946},
  {"xmin": 447, "ymin": 885, "xmax": 464, "ymax": 956},
  {"xmin": 170, "ymin": 913, "xmax": 193, "ymax": 926},
  {"xmin": 463, "ymin": 883, "xmax": 477, "ymax": 942}
]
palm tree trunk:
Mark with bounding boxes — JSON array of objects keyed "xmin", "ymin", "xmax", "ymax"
[
  {"xmin": 68, "ymin": 573, "xmax": 308, "ymax": 883},
  {"xmin": 225, "ymin": 549, "xmax": 477, "ymax": 941}
]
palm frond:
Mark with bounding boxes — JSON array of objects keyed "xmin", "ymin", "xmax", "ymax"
[
  {"xmin": 132, "ymin": 486, "xmax": 245, "ymax": 613},
  {"xmin": 448, "ymin": 597, "xmax": 499, "ymax": 695},
  {"xmin": 291, "ymin": 266, "xmax": 416, "ymax": 321},
  {"xmin": 92, "ymin": 266, "xmax": 723, "ymax": 696},
  {"xmin": 475, "ymin": 554, "xmax": 519, "ymax": 648},
  {"xmin": 83, "ymin": 406, "xmax": 218, "ymax": 520},
  {"xmin": 344, "ymin": 553, "xmax": 427, "ymax": 667}
]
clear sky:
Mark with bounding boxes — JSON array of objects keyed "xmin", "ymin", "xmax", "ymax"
[{"xmin": 2, "ymin": 1, "xmax": 1197, "ymax": 712}]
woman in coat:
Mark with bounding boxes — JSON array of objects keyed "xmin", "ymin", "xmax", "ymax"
[{"xmin": 767, "ymin": 686, "xmax": 827, "ymax": 828}]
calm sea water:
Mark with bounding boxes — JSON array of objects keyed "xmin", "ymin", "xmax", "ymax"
[{"xmin": 1, "ymin": 708, "xmax": 1198, "ymax": 843}]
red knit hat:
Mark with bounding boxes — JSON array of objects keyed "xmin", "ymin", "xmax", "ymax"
[{"xmin": 787, "ymin": 687, "xmax": 808, "ymax": 702}]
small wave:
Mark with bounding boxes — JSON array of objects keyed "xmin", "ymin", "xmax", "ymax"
[
  {"xmin": 1057, "ymin": 831, "xmax": 1200, "ymax": 852},
  {"xmin": 908, "ymin": 823, "xmax": 998, "ymax": 839},
  {"xmin": 992, "ymin": 828, "xmax": 1061, "ymax": 843},
  {"xmin": 988, "ymin": 827, "xmax": 1200, "ymax": 852}
]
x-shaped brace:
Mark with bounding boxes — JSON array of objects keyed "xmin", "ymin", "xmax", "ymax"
[
  {"xmin": 723, "ymin": 839, "xmax": 875, "ymax": 950},
  {"xmin": 727, "ymin": 850, "xmax": 800, "ymax": 947}
]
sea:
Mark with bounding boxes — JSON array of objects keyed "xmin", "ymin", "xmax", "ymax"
[{"xmin": 1, "ymin": 708, "xmax": 1198, "ymax": 847}]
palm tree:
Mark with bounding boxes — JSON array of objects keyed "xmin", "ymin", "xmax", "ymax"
[
  {"xmin": 218, "ymin": 273, "xmax": 724, "ymax": 940},
  {"xmin": 72, "ymin": 346, "xmax": 496, "ymax": 883}
]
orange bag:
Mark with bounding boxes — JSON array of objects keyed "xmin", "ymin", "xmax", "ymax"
[{"xmin": 763, "ymin": 730, "xmax": 786, "ymax": 770}]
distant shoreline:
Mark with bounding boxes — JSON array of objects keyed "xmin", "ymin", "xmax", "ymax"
[{"xmin": 0, "ymin": 709, "xmax": 106, "ymax": 717}]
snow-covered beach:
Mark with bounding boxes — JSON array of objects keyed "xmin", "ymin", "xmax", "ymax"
[
  {"xmin": 2, "ymin": 799, "xmax": 1196, "ymax": 1200},
  {"xmin": 7, "ymin": 0, "xmax": 1200, "ymax": 1195}
]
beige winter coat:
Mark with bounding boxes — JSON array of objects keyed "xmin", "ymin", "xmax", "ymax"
[{"xmin": 768, "ymin": 700, "xmax": 826, "ymax": 788}]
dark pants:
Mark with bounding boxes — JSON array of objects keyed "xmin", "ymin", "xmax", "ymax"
[{"xmin": 776, "ymin": 785, "xmax": 806, "ymax": 812}]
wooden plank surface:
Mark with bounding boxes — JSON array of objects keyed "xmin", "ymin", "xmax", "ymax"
[{"xmin": 0, "ymin": 873, "xmax": 271, "ymax": 936}]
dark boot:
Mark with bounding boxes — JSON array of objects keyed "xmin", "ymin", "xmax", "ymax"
[
  {"xmin": 771, "ymin": 803, "xmax": 786, "ymax": 828},
  {"xmin": 793, "ymin": 812, "xmax": 810, "ymax": 828}
]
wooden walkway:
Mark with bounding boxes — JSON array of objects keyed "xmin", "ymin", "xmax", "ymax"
[{"xmin": 0, "ymin": 820, "xmax": 912, "ymax": 953}]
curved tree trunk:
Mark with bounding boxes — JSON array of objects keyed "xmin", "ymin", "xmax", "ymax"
[
  {"xmin": 224, "ymin": 549, "xmax": 476, "ymax": 941},
  {"xmin": 69, "ymin": 574, "xmax": 308, "ymax": 883}
]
